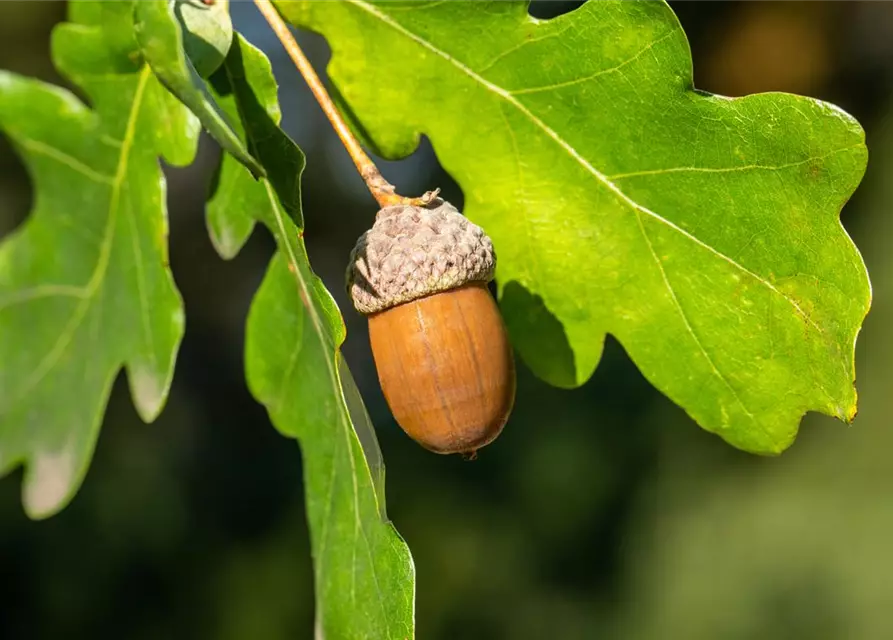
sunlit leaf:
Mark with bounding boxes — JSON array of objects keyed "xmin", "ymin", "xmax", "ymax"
[
  {"xmin": 279, "ymin": 0, "xmax": 870, "ymax": 454},
  {"xmin": 0, "ymin": 1, "xmax": 200, "ymax": 517},
  {"xmin": 207, "ymin": 35, "xmax": 415, "ymax": 638}
]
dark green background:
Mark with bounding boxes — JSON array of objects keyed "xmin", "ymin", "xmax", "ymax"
[{"xmin": 2, "ymin": 2, "xmax": 892, "ymax": 638}]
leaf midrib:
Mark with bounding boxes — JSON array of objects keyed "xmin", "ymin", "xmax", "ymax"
[
  {"xmin": 345, "ymin": 0, "xmax": 828, "ymax": 339},
  {"xmin": 218, "ymin": 54, "xmax": 383, "ymax": 623},
  {"xmin": 261, "ymin": 180, "xmax": 389, "ymax": 629},
  {"xmin": 8, "ymin": 66, "xmax": 151, "ymax": 410}
]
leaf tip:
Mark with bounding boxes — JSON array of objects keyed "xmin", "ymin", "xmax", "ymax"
[
  {"xmin": 127, "ymin": 363, "xmax": 170, "ymax": 423},
  {"xmin": 208, "ymin": 226, "xmax": 245, "ymax": 260},
  {"xmin": 22, "ymin": 443, "xmax": 79, "ymax": 520},
  {"xmin": 840, "ymin": 394, "xmax": 859, "ymax": 425}
]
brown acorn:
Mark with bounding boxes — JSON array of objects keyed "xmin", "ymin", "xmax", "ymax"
[{"xmin": 346, "ymin": 199, "xmax": 516, "ymax": 456}]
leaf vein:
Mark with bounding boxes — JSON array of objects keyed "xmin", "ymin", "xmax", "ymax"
[
  {"xmin": 261, "ymin": 179, "xmax": 374, "ymax": 622},
  {"xmin": 507, "ymin": 28, "xmax": 678, "ymax": 96},
  {"xmin": 606, "ymin": 145, "xmax": 861, "ymax": 181},
  {"xmin": 476, "ymin": 20, "xmax": 574, "ymax": 75},
  {"xmin": 348, "ymin": 0, "xmax": 826, "ymax": 339},
  {"xmin": 0, "ymin": 285, "xmax": 87, "ymax": 312},
  {"xmin": 18, "ymin": 137, "xmax": 116, "ymax": 185},
  {"xmin": 634, "ymin": 208, "xmax": 757, "ymax": 425},
  {"xmin": 7, "ymin": 67, "xmax": 151, "ymax": 411}
]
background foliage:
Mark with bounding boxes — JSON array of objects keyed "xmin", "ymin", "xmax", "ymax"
[{"xmin": 1, "ymin": 1, "xmax": 892, "ymax": 639}]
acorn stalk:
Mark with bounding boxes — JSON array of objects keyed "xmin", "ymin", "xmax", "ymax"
[{"xmin": 253, "ymin": 0, "xmax": 515, "ymax": 453}]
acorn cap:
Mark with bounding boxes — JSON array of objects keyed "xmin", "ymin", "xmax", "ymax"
[{"xmin": 346, "ymin": 199, "xmax": 496, "ymax": 315}]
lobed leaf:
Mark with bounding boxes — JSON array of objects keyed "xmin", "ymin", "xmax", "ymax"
[
  {"xmin": 279, "ymin": 0, "xmax": 871, "ymax": 454},
  {"xmin": 0, "ymin": 1, "xmax": 200, "ymax": 517},
  {"xmin": 133, "ymin": 0, "xmax": 265, "ymax": 178},
  {"xmin": 176, "ymin": 0, "xmax": 233, "ymax": 78},
  {"xmin": 207, "ymin": 35, "xmax": 415, "ymax": 638}
]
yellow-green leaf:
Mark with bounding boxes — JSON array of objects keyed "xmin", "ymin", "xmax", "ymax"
[{"xmin": 279, "ymin": 0, "xmax": 870, "ymax": 454}]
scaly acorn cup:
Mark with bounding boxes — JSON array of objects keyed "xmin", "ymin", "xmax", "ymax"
[{"xmin": 347, "ymin": 199, "xmax": 516, "ymax": 456}]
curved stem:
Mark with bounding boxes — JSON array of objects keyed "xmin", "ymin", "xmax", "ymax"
[{"xmin": 252, "ymin": 0, "xmax": 439, "ymax": 208}]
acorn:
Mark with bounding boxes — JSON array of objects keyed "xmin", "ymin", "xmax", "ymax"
[{"xmin": 346, "ymin": 199, "xmax": 516, "ymax": 456}]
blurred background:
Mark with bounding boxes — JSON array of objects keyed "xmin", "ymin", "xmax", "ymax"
[{"xmin": 2, "ymin": 1, "xmax": 893, "ymax": 638}]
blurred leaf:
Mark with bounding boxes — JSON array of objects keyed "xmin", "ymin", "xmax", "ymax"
[
  {"xmin": 0, "ymin": 1, "xmax": 200, "ymax": 518},
  {"xmin": 207, "ymin": 35, "xmax": 415, "ymax": 638},
  {"xmin": 280, "ymin": 0, "xmax": 870, "ymax": 454},
  {"xmin": 614, "ymin": 103, "xmax": 893, "ymax": 640},
  {"xmin": 133, "ymin": 0, "xmax": 264, "ymax": 178}
]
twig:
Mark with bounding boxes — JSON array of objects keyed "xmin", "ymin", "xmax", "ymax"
[{"xmin": 252, "ymin": 0, "xmax": 440, "ymax": 208}]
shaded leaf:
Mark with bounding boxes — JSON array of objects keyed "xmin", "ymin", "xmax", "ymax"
[
  {"xmin": 279, "ymin": 0, "xmax": 870, "ymax": 454},
  {"xmin": 208, "ymin": 35, "xmax": 415, "ymax": 637},
  {"xmin": 176, "ymin": 0, "xmax": 232, "ymax": 78},
  {"xmin": 0, "ymin": 1, "xmax": 200, "ymax": 517},
  {"xmin": 133, "ymin": 0, "xmax": 265, "ymax": 178}
]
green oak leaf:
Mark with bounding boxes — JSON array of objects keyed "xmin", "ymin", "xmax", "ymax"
[
  {"xmin": 133, "ymin": 0, "xmax": 265, "ymax": 178},
  {"xmin": 0, "ymin": 1, "xmax": 200, "ymax": 518},
  {"xmin": 207, "ymin": 35, "xmax": 415, "ymax": 637},
  {"xmin": 279, "ymin": 0, "xmax": 870, "ymax": 454},
  {"xmin": 176, "ymin": 0, "xmax": 233, "ymax": 78}
]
